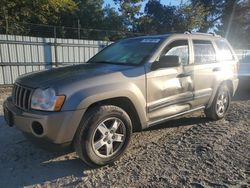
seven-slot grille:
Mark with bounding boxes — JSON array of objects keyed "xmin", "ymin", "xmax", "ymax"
[{"xmin": 12, "ymin": 84, "xmax": 33, "ymax": 110}]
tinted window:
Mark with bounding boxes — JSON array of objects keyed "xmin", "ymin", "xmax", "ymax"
[
  {"xmin": 163, "ymin": 40, "xmax": 189, "ymax": 65},
  {"xmin": 215, "ymin": 40, "xmax": 234, "ymax": 61},
  {"xmin": 193, "ymin": 40, "xmax": 216, "ymax": 64},
  {"xmin": 88, "ymin": 38, "xmax": 163, "ymax": 65}
]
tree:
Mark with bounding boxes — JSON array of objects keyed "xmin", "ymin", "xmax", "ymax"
[
  {"xmin": 138, "ymin": 0, "xmax": 188, "ymax": 34},
  {"xmin": 72, "ymin": 0, "xmax": 104, "ymax": 29},
  {"xmin": 217, "ymin": 0, "xmax": 250, "ymax": 48},
  {"xmin": 0, "ymin": 0, "xmax": 77, "ymax": 34},
  {"xmin": 114, "ymin": 0, "xmax": 144, "ymax": 32},
  {"xmin": 188, "ymin": 0, "xmax": 224, "ymax": 32},
  {"xmin": 187, "ymin": 0, "xmax": 250, "ymax": 47},
  {"xmin": 180, "ymin": 2, "xmax": 211, "ymax": 31},
  {"xmin": 0, "ymin": 0, "xmax": 248, "ymax": 46},
  {"xmin": 102, "ymin": 5, "xmax": 127, "ymax": 40}
]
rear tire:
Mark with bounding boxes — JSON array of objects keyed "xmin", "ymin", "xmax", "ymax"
[
  {"xmin": 74, "ymin": 105, "xmax": 132, "ymax": 167},
  {"xmin": 205, "ymin": 83, "xmax": 231, "ymax": 120}
]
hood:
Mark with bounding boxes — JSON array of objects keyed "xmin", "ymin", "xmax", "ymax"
[{"xmin": 16, "ymin": 63, "xmax": 134, "ymax": 88}]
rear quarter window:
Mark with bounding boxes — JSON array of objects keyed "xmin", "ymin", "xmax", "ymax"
[{"xmin": 215, "ymin": 40, "xmax": 234, "ymax": 61}]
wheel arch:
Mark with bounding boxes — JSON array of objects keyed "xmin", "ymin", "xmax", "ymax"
[
  {"xmin": 82, "ymin": 97, "xmax": 143, "ymax": 132},
  {"xmin": 225, "ymin": 80, "xmax": 234, "ymax": 97},
  {"xmin": 207, "ymin": 79, "xmax": 234, "ymax": 108}
]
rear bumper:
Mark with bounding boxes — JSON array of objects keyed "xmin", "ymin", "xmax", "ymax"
[
  {"xmin": 3, "ymin": 97, "xmax": 86, "ymax": 145},
  {"xmin": 232, "ymin": 78, "xmax": 239, "ymax": 95},
  {"xmin": 238, "ymin": 75, "xmax": 250, "ymax": 89}
]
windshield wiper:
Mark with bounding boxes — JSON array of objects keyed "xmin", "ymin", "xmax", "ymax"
[
  {"xmin": 89, "ymin": 61, "xmax": 135, "ymax": 65},
  {"xmin": 89, "ymin": 61, "xmax": 117, "ymax": 64}
]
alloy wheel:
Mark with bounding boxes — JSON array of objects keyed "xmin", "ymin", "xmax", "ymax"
[
  {"xmin": 92, "ymin": 117, "xmax": 126, "ymax": 158},
  {"xmin": 216, "ymin": 88, "xmax": 229, "ymax": 117}
]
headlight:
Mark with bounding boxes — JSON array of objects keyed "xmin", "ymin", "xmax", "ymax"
[{"xmin": 31, "ymin": 88, "xmax": 65, "ymax": 111}]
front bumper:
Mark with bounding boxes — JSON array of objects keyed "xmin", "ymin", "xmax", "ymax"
[{"xmin": 3, "ymin": 97, "xmax": 86, "ymax": 145}]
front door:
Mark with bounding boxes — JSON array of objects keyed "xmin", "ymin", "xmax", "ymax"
[{"xmin": 146, "ymin": 39, "xmax": 194, "ymax": 123}]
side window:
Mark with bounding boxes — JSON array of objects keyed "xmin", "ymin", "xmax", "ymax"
[
  {"xmin": 163, "ymin": 40, "xmax": 189, "ymax": 65},
  {"xmin": 215, "ymin": 40, "xmax": 234, "ymax": 61},
  {"xmin": 193, "ymin": 40, "xmax": 216, "ymax": 64}
]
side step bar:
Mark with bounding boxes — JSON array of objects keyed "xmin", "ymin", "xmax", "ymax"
[{"xmin": 147, "ymin": 106, "xmax": 205, "ymax": 127}]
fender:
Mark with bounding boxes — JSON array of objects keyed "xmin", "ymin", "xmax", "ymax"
[
  {"xmin": 63, "ymin": 82, "xmax": 148, "ymax": 128},
  {"xmin": 207, "ymin": 69, "xmax": 235, "ymax": 108}
]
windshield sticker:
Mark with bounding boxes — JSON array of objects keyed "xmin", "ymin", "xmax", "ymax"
[{"xmin": 141, "ymin": 39, "xmax": 160, "ymax": 43}]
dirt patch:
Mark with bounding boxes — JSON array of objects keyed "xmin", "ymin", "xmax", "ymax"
[{"xmin": 0, "ymin": 87, "xmax": 249, "ymax": 187}]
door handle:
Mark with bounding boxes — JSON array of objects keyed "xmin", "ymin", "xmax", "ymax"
[
  {"xmin": 213, "ymin": 67, "xmax": 222, "ymax": 72},
  {"xmin": 177, "ymin": 73, "xmax": 192, "ymax": 78}
]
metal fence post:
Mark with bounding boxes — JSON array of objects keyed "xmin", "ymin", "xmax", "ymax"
[
  {"xmin": 43, "ymin": 40, "xmax": 53, "ymax": 70},
  {"xmin": 54, "ymin": 26, "xmax": 58, "ymax": 67},
  {"xmin": 5, "ymin": 17, "xmax": 8, "ymax": 34},
  {"xmin": 78, "ymin": 19, "xmax": 81, "ymax": 39}
]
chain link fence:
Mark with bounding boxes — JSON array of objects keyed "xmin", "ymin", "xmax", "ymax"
[
  {"xmin": 0, "ymin": 22, "xmax": 146, "ymax": 86},
  {"xmin": 0, "ymin": 22, "xmax": 144, "ymax": 41}
]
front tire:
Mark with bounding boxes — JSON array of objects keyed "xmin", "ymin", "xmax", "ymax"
[
  {"xmin": 205, "ymin": 83, "xmax": 231, "ymax": 120},
  {"xmin": 74, "ymin": 105, "xmax": 132, "ymax": 167}
]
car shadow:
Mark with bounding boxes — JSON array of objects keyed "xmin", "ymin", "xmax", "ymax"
[
  {"xmin": 0, "ymin": 112, "xmax": 209, "ymax": 187},
  {"xmin": 233, "ymin": 87, "xmax": 250, "ymax": 101},
  {"xmin": 0, "ymin": 115, "xmax": 98, "ymax": 187},
  {"xmin": 0, "ymin": 85, "xmax": 249, "ymax": 187}
]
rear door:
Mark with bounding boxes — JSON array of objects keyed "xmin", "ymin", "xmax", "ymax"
[{"xmin": 190, "ymin": 39, "xmax": 218, "ymax": 107}]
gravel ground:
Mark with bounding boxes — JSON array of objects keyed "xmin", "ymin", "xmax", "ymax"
[{"xmin": 0, "ymin": 86, "xmax": 249, "ymax": 188}]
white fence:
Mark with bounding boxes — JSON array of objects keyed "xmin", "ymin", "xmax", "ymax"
[
  {"xmin": 0, "ymin": 34, "xmax": 111, "ymax": 85},
  {"xmin": 0, "ymin": 34, "xmax": 249, "ymax": 85},
  {"xmin": 235, "ymin": 49, "xmax": 250, "ymax": 62}
]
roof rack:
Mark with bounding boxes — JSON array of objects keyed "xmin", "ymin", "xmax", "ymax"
[
  {"xmin": 184, "ymin": 31, "xmax": 191, "ymax": 34},
  {"xmin": 208, "ymin": 32, "xmax": 221, "ymax": 37},
  {"xmin": 184, "ymin": 31, "xmax": 221, "ymax": 37}
]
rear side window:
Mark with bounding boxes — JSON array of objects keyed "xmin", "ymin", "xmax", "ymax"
[
  {"xmin": 215, "ymin": 40, "xmax": 234, "ymax": 61},
  {"xmin": 193, "ymin": 40, "xmax": 216, "ymax": 64},
  {"xmin": 163, "ymin": 40, "xmax": 189, "ymax": 65}
]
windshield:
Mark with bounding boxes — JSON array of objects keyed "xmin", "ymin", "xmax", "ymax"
[{"xmin": 88, "ymin": 38, "xmax": 163, "ymax": 65}]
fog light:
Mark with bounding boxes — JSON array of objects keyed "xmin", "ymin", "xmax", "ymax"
[{"xmin": 31, "ymin": 122, "xmax": 44, "ymax": 136}]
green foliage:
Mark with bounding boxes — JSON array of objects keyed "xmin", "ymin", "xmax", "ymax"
[
  {"xmin": 180, "ymin": 3, "xmax": 210, "ymax": 31},
  {"xmin": 0, "ymin": 0, "xmax": 77, "ymax": 34},
  {"xmin": 0, "ymin": 0, "xmax": 249, "ymax": 47},
  {"xmin": 187, "ymin": 0, "xmax": 250, "ymax": 47},
  {"xmin": 217, "ymin": 0, "xmax": 250, "ymax": 48},
  {"xmin": 102, "ymin": 5, "xmax": 127, "ymax": 40},
  {"xmin": 137, "ymin": 0, "xmax": 210, "ymax": 34},
  {"xmin": 188, "ymin": 0, "xmax": 224, "ymax": 32},
  {"xmin": 138, "ymin": 0, "xmax": 188, "ymax": 34},
  {"xmin": 73, "ymin": 0, "xmax": 104, "ymax": 28},
  {"xmin": 114, "ymin": 0, "xmax": 144, "ymax": 31}
]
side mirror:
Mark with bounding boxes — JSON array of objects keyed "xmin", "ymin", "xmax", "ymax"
[{"xmin": 151, "ymin": 55, "xmax": 180, "ymax": 70}]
